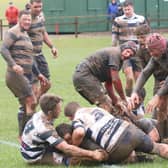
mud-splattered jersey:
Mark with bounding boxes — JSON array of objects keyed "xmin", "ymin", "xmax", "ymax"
[
  {"xmin": 72, "ymin": 107, "xmax": 129, "ymax": 153},
  {"xmin": 21, "ymin": 111, "xmax": 63, "ymax": 163}
]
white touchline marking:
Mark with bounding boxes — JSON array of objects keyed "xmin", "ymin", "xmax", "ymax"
[{"xmin": 0, "ymin": 140, "xmax": 20, "ymax": 148}]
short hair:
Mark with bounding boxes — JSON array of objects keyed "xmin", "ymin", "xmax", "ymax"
[
  {"xmin": 122, "ymin": 0, "xmax": 133, "ymax": 7},
  {"xmin": 135, "ymin": 24, "xmax": 151, "ymax": 36},
  {"xmin": 56, "ymin": 123, "xmax": 73, "ymax": 138},
  {"xmin": 19, "ymin": 10, "xmax": 31, "ymax": 18},
  {"xmin": 9, "ymin": 1, "xmax": 13, "ymax": 5},
  {"xmin": 30, "ymin": 0, "xmax": 42, "ymax": 4},
  {"xmin": 64, "ymin": 102, "xmax": 80, "ymax": 117},
  {"xmin": 39, "ymin": 93, "xmax": 63, "ymax": 115}
]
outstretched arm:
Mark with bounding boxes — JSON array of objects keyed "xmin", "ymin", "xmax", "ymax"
[{"xmin": 56, "ymin": 140, "xmax": 108, "ymax": 161}]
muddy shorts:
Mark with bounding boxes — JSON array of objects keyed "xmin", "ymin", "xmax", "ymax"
[
  {"xmin": 6, "ymin": 70, "xmax": 33, "ymax": 103},
  {"xmin": 107, "ymin": 124, "xmax": 153, "ymax": 164},
  {"xmin": 73, "ymin": 63, "xmax": 107, "ymax": 105},
  {"xmin": 33, "ymin": 54, "xmax": 50, "ymax": 83}
]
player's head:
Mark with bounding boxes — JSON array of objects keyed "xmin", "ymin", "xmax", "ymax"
[
  {"xmin": 64, "ymin": 102, "xmax": 81, "ymax": 120},
  {"xmin": 146, "ymin": 33, "xmax": 167, "ymax": 57},
  {"xmin": 39, "ymin": 93, "xmax": 63, "ymax": 119},
  {"xmin": 120, "ymin": 41, "xmax": 137, "ymax": 60},
  {"xmin": 29, "ymin": 0, "xmax": 42, "ymax": 16},
  {"xmin": 122, "ymin": 0, "xmax": 134, "ymax": 17},
  {"xmin": 56, "ymin": 123, "xmax": 73, "ymax": 144},
  {"xmin": 136, "ymin": 24, "xmax": 151, "ymax": 47},
  {"xmin": 135, "ymin": 24, "xmax": 151, "ymax": 36},
  {"xmin": 121, "ymin": 41, "xmax": 137, "ymax": 54}
]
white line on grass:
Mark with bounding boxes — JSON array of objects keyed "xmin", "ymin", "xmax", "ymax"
[{"xmin": 0, "ymin": 140, "xmax": 20, "ymax": 148}]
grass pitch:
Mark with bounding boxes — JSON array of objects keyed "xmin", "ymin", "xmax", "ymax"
[
  {"xmin": 0, "ymin": 0, "xmax": 167, "ymax": 165},
  {"xmin": 0, "ymin": 33, "xmax": 167, "ymax": 168}
]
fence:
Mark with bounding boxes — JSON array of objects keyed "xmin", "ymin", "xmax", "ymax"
[{"xmin": 1, "ymin": 15, "xmax": 168, "ymax": 40}]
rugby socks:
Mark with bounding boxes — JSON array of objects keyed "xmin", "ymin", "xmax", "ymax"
[
  {"xmin": 18, "ymin": 106, "xmax": 25, "ymax": 136},
  {"xmin": 17, "ymin": 106, "xmax": 33, "ymax": 136}
]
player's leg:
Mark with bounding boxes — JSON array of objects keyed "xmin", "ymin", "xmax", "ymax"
[{"xmin": 73, "ymin": 68, "xmax": 114, "ymax": 113}]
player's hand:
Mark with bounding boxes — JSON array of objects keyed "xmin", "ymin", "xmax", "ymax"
[
  {"xmin": 118, "ymin": 100, "xmax": 128, "ymax": 111},
  {"xmin": 146, "ymin": 95, "xmax": 163, "ymax": 113},
  {"xmin": 38, "ymin": 74, "xmax": 49, "ymax": 86},
  {"xmin": 12, "ymin": 64, "xmax": 24, "ymax": 75},
  {"xmin": 130, "ymin": 92, "xmax": 140, "ymax": 109},
  {"xmin": 92, "ymin": 149, "xmax": 108, "ymax": 161},
  {"xmin": 51, "ymin": 46, "xmax": 58, "ymax": 58}
]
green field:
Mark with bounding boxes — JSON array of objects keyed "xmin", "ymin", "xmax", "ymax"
[
  {"xmin": 0, "ymin": 33, "xmax": 167, "ymax": 168},
  {"xmin": 0, "ymin": 1, "xmax": 168, "ymax": 168}
]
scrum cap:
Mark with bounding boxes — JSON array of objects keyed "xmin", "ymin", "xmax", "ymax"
[
  {"xmin": 146, "ymin": 33, "xmax": 167, "ymax": 53},
  {"xmin": 120, "ymin": 41, "xmax": 138, "ymax": 54}
]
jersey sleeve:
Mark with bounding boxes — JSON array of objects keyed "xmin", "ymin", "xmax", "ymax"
[
  {"xmin": 108, "ymin": 53, "xmax": 121, "ymax": 71},
  {"xmin": 38, "ymin": 130, "xmax": 64, "ymax": 146}
]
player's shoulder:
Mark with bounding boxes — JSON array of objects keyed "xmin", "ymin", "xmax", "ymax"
[{"xmin": 134, "ymin": 14, "xmax": 146, "ymax": 22}]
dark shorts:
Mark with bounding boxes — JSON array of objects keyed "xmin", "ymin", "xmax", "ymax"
[
  {"xmin": 80, "ymin": 137, "xmax": 102, "ymax": 150},
  {"xmin": 33, "ymin": 54, "xmax": 50, "ymax": 81},
  {"xmin": 107, "ymin": 124, "xmax": 153, "ymax": 164},
  {"xmin": 73, "ymin": 64, "xmax": 107, "ymax": 105},
  {"xmin": 6, "ymin": 70, "xmax": 33, "ymax": 103},
  {"xmin": 122, "ymin": 56, "xmax": 142, "ymax": 72},
  {"xmin": 135, "ymin": 118, "xmax": 157, "ymax": 134}
]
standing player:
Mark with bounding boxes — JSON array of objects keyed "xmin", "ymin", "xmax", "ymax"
[
  {"xmin": 112, "ymin": 0, "xmax": 147, "ymax": 96},
  {"xmin": 73, "ymin": 41, "xmax": 137, "ymax": 113},
  {"xmin": 130, "ymin": 33, "xmax": 168, "ymax": 140},
  {"xmin": 0, "ymin": 10, "xmax": 47, "ymax": 138},
  {"xmin": 28, "ymin": 0, "xmax": 58, "ymax": 100}
]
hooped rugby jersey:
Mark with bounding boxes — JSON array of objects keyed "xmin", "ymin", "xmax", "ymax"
[
  {"xmin": 21, "ymin": 111, "xmax": 64, "ymax": 163},
  {"xmin": 72, "ymin": 107, "xmax": 129, "ymax": 153}
]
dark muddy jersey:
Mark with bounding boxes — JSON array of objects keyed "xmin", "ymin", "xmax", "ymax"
[
  {"xmin": 1, "ymin": 24, "xmax": 33, "ymax": 73},
  {"xmin": 80, "ymin": 47, "xmax": 123, "ymax": 82}
]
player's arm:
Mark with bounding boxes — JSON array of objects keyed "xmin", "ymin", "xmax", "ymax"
[
  {"xmin": 72, "ymin": 126, "xmax": 85, "ymax": 146},
  {"xmin": 104, "ymin": 81, "xmax": 118, "ymax": 105},
  {"xmin": 55, "ymin": 140, "xmax": 107, "ymax": 161},
  {"xmin": 43, "ymin": 31, "xmax": 58, "ymax": 58},
  {"xmin": 111, "ymin": 19, "xmax": 119, "ymax": 46},
  {"xmin": 110, "ymin": 69, "xmax": 126, "ymax": 101},
  {"xmin": 1, "ymin": 32, "xmax": 17, "ymax": 67}
]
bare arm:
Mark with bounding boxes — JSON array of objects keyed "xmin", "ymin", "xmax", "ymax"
[
  {"xmin": 72, "ymin": 127, "xmax": 85, "ymax": 146},
  {"xmin": 56, "ymin": 140, "xmax": 107, "ymax": 161},
  {"xmin": 110, "ymin": 69, "xmax": 126, "ymax": 101},
  {"xmin": 104, "ymin": 81, "xmax": 118, "ymax": 105},
  {"xmin": 43, "ymin": 31, "xmax": 58, "ymax": 58}
]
